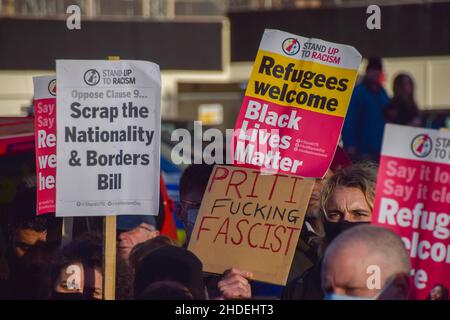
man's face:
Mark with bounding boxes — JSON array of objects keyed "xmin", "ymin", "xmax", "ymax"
[
  {"xmin": 13, "ymin": 228, "xmax": 47, "ymax": 258},
  {"xmin": 117, "ymin": 223, "xmax": 159, "ymax": 261},
  {"xmin": 324, "ymin": 186, "xmax": 372, "ymax": 223},
  {"xmin": 54, "ymin": 262, "xmax": 103, "ymax": 299},
  {"xmin": 322, "ymin": 244, "xmax": 386, "ymax": 298},
  {"xmin": 176, "ymin": 191, "xmax": 202, "ymax": 242}
]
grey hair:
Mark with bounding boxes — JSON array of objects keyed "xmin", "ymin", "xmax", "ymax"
[{"xmin": 320, "ymin": 161, "xmax": 379, "ymax": 215}]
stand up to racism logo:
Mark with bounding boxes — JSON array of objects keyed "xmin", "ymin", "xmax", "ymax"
[
  {"xmin": 411, "ymin": 134, "xmax": 433, "ymax": 158},
  {"xmin": 282, "ymin": 38, "xmax": 300, "ymax": 55},
  {"xmin": 83, "ymin": 69, "xmax": 101, "ymax": 86},
  {"xmin": 48, "ymin": 79, "xmax": 56, "ymax": 96}
]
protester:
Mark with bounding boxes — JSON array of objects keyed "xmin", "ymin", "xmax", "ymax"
[
  {"xmin": 176, "ymin": 163, "xmax": 214, "ymax": 244},
  {"xmin": 384, "ymin": 73, "xmax": 421, "ymax": 126},
  {"xmin": 115, "ymin": 216, "xmax": 161, "ymax": 299},
  {"xmin": 129, "ymin": 235, "xmax": 178, "ymax": 270},
  {"xmin": 115, "ymin": 235, "xmax": 178, "ymax": 300},
  {"xmin": 320, "ymin": 161, "xmax": 378, "ymax": 246},
  {"xmin": 282, "ymin": 162, "xmax": 378, "ymax": 299},
  {"xmin": 287, "ymin": 146, "xmax": 352, "ymax": 282},
  {"xmin": 176, "ymin": 164, "xmax": 254, "ymax": 299},
  {"xmin": 322, "ymin": 225, "xmax": 411, "ymax": 300},
  {"xmin": 0, "ymin": 189, "xmax": 52, "ymax": 299},
  {"xmin": 1, "ymin": 240, "xmax": 56, "ymax": 299},
  {"xmin": 117, "ymin": 218, "xmax": 160, "ymax": 261},
  {"xmin": 427, "ymin": 284, "xmax": 449, "ymax": 300},
  {"xmin": 343, "ymin": 57, "xmax": 390, "ymax": 161},
  {"xmin": 7, "ymin": 189, "xmax": 48, "ymax": 260},
  {"xmin": 50, "ymin": 234, "xmax": 103, "ymax": 300},
  {"xmin": 133, "ymin": 245, "xmax": 206, "ymax": 299}
]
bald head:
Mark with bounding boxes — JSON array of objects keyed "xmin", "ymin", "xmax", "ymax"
[{"xmin": 322, "ymin": 224, "xmax": 411, "ymax": 299}]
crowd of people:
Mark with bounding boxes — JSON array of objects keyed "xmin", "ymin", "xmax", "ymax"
[
  {"xmin": 0, "ymin": 57, "xmax": 447, "ymax": 301},
  {"xmin": 0, "ymin": 155, "xmax": 446, "ymax": 300},
  {"xmin": 343, "ymin": 57, "xmax": 421, "ymax": 161}
]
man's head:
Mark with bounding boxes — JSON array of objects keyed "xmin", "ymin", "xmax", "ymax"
[
  {"xmin": 133, "ymin": 245, "xmax": 206, "ymax": 299},
  {"xmin": 320, "ymin": 162, "xmax": 378, "ymax": 243},
  {"xmin": 302, "ymin": 147, "xmax": 352, "ymax": 244},
  {"xmin": 51, "ymin": 235, "xmax": 103, "ymax": 300},
  {"xmin": 322, "ymin": 224, "xmax": 411, "ymax": 300},
  {"xmin": 129, "ymin": 235, "xmax": 177, "ymax": 270},
  {"xmin": 8, "ymin": 189, "xmax": 48, "ymax": 259},
  {"xmin": 177, "ymin": 164, "xmax": 214, "ymax": 242},
  {"xmin": 117, "ymin": 222, "xmax": 159, "ymax": 261}
]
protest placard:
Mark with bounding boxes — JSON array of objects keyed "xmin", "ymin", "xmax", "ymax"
[
  {"xmin": 188, "ymin": 165, "xmax": 314, "ymax": 285},
  {"xmin": 232, "ymin": 29, "xmax": 361, "ymax": 178},
  {"xmin": 56, "ymin": 60, "xmax": 161, "ymax": 217},
  {"xmin": 373, "ymin": 124, "xmax": 450, "ymax": 299},
  {"xmin": 33, "ymin": 75, "xmax": 57, "ymax": 215}
]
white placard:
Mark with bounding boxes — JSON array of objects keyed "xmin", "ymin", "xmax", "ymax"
[{"xmin": 56, "ymin": 60, "xmax": 161, "ymax": 217}]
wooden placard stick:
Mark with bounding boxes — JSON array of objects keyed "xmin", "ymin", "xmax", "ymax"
[
  {"xmin": 61, "ymin": 217, "xmax": 74, "ymax": 247},
  {"xmin": 102, "ymin": 55, "xmax": 120, "ymax": 300}
]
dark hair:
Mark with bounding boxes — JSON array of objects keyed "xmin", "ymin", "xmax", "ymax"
[
  {"xmin": 50, "ymin": 234, "xmax": 102, "ymax": 288},
  {"xmin": 8, "ymin": 188, "xmax": 48, "ymax": 233},
  {"xmin": 321, "ymin": 162, "xmax": 378, "ymax": 213},
  {"xmin": 133, "ymin": 245, "xmax": 206, "ymax": 299},
  {"xmin": 393, "ymin": 73, "xmax": 413, "ymax": 97},
  {"xmin": 3, "ymin": 240, "xmax": 58, "ymax": 299},
  {"xmin": 136, "ymin": 280, "xmax": 194, "ymax": 300},
  {"xmin": 129, "ymin": 235, "xmax": 177, "ymax": 270},
  {"xmin": 366, "ymin": 56, "xmax": 383, "ymax": 71},
  {"xmin": 180, "ymin": 164, "xmax": 214, "ymax": 199}
]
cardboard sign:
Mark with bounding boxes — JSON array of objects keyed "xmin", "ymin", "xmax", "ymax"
[
  {"xmin": 33, "ymin": 75, "xmax": 57, "ymax": 215},
  {"xmin": 232, "ymin": 29, "xmax": 361, "ymax": 178},
  {"xmin": 56, "ymin": 60, "xmax": 161, "ymax": 217},
  {"xmin": 373, "ymin": 124, "xmax": 450, "ymax": 300},
  {"xmin": 188, "ymin": 165, "xmax": 314, "ymax": 285}
]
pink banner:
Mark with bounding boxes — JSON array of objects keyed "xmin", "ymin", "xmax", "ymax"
[
  {"xmin": 232, "ymin": 96, "xmax": 344, "ymax": 177},
  {"xmin": 33, "ymin": 76, "xmax": 56, "ymax": 215},
  {"xmin": 373, "ymin": 125, "xmax": 450, "ymax": 300}
]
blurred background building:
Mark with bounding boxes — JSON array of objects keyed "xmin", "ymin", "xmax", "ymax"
[{"xmin": 0, "ymin": 0, "xmax": 450, "ymax": 129}]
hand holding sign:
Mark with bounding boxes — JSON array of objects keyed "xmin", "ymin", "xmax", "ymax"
[
  {"xmin": 217, "ymin": 268, "xmax": 253, "ymax": 299},
  {"xmin": 188, "ymin": 165, "xmax": 314, "ymax": 285}
]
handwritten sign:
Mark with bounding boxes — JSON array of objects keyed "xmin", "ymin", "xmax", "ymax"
[{"xmin": 188, "ymin": 165, "xmax": 314, "ymax": 285}]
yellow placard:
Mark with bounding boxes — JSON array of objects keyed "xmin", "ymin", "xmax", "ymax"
[{"xmin": 246, "ymin": 50, "xmax": 358, "ymax": 117}]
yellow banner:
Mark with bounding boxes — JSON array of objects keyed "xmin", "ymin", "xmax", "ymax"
[{"xmin": 246, "ymin": 50, "xmax": 358, "ymax": 117}]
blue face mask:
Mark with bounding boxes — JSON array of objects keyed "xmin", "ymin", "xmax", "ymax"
[{"xmin": 324, "ymin": 293, "xmax": 375, "ymax": 300}]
